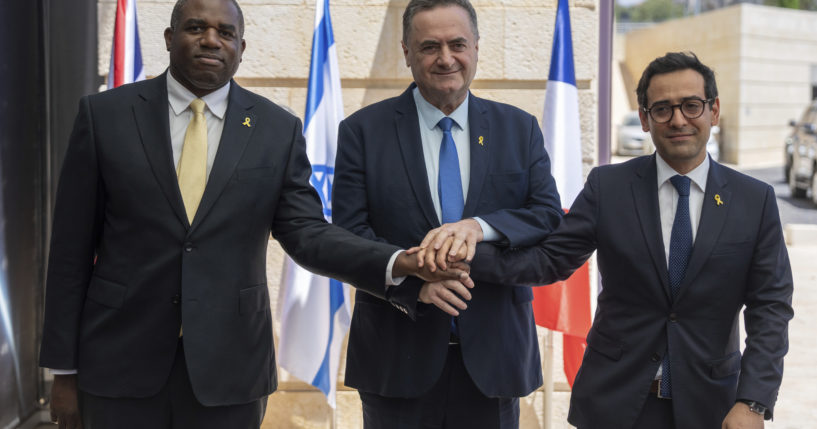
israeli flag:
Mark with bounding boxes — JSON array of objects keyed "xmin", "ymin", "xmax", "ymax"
[{"xmin": 277, "ymin": 0, "xmax": 348, "ymax": 408}]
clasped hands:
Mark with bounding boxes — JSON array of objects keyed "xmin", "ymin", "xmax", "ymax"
[{"xmin": 393, "ymin": 219, "xmax": 484, "ymax": 316}]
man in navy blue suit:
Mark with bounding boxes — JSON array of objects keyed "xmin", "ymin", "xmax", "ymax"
[
  {"xmin": 332, "ymin": 0, "xmax": 563, "ymax": 427},
  {"xmin": 459, "ymin": 52, "xmax": 794, "ymax": 429}
]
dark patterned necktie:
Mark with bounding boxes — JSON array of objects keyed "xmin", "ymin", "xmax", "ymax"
[{"xmin": 660, "ymin": 174, "xmax": 692, "ymax": 398}]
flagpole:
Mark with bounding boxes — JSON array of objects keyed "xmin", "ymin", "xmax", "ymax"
[
  {"xmin": 542, "ymin": 329, "xmax": 554, "ymax": 429},
  {"xmin": 598, "ymin": 0, "xmax": 613, "ymax": 166}
]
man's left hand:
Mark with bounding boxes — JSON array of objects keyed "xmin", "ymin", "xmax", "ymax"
[
  {"xmin": 416, "ymin": 219, "xmax": 483, "ymax": 270},
  {"xmin": 722, "ymin": 402, "xmax": 764, "ymax": 429},
  {"xmin": 409, "ymin": 236, "xmax": 468, "ymax": 272}
]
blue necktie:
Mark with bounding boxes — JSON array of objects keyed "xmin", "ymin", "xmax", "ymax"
[
  {"xmin": 437, "ymin": 117, "xmax": 464, "ymax": 337},
  {"xmin": 438, "ymin": 117, "xmax": 464, "ymax": 224},
  {"xmin": 660, "ymin": 175, "xmax": 692, "ymax": 398}
]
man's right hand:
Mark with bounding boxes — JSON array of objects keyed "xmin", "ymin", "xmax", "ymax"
[
  {"xmin": 50, "ymin": 374, "xmax": 82, "ymax": 429},
  {"xmin": 393, "ymin": 250, "xmax": 474, "ymax": 288},
  {"xmin": 419, "ymin": 280, "xmax": 474, "ymax": 316}
]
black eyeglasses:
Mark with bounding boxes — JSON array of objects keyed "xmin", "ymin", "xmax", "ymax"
[{"xmin": 643, "ymin": 98, "xmax": 713, "ymax": 124}]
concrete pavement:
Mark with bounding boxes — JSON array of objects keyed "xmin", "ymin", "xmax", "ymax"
[{"xmin": 767, "ymin": 242, "xmax": 817, "ymax": 428}]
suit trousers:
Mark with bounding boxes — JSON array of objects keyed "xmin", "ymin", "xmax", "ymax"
[
  {"xmin": 359, "ymin": 344, "xmax": 519, "ymax": 429},
  {"xmin": 576, "ymin": 388, "xmax": 675, "ymax": 429},
  {"xmin": 79, "ymin": 339, "xmax": 267, "ymax": 429},
  {"xmin": 631, "ymin": 393, "xmax": 675, "ymax": 429}
]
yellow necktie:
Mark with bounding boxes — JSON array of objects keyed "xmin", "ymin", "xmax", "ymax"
[{"xmin": 177, "ymin": 98, "xmax": 207, "ymax": 223}]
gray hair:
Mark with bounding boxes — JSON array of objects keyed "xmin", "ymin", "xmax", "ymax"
[{"xmin": 402, "ymin": 0, "xmax": 479, "ymax": 43}]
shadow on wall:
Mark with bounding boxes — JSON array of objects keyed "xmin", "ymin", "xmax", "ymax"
[
  {"xmin": 361, "ymin": 0, "xmax": 412, "ymax": 108},
  {"xmin": 618, "ymin": 60, "xmax": 638, "ymax": 111}
]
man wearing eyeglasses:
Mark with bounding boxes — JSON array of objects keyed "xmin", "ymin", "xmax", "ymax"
[{"xmin": 440, "ymin": 52, "xmax": 794, "ymax": 428}]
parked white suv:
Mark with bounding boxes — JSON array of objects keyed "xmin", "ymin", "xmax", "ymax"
[{"xmin": 788, "ymin": 100, "xmax": 817, "ymax": 205}]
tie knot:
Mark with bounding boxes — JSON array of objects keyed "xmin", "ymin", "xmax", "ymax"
[
  {"xmin": 190, "ymin": 98, "xmax": 206, "ymax": 114},
  {"xmin": 669, "ymin": 175, "xmax": 691, "ymax": 197},
  {"xmin": 437, "ymin": 117, "xmax": 455, "ymax": 133}
]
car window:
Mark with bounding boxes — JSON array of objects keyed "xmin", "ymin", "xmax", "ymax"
[
  {"xmin": 624, "ymin": 116, "xmax": 641, "ymax": 126},
  {"xmin": 806, "ymin": 106, "xmax": 817, "ymax": 125}
]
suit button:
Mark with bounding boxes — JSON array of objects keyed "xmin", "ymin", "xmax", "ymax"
[
  {"xmin": 669, "ymin": 313, "xmax": 678, "ymax": 322},
  {"xmin": 651, "ymin": 353, "xmax": 660, "ymax": 362},
  {"xmin": 172, "ymin": 294, "xmax": 181, "ymax": 305},
  {"xmin": 184, "ymin": 242, "xmax": 193, "ymax": 252}
]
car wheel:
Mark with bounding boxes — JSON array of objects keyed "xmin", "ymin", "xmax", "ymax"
[
  {"xmin": 784, "ymin": 156, "xmax": 791, "ymax": 181},
  {"xmin": 811, "ymin": 169, "xmax": 817, "ymax": 205},
  {"xmin": 790, "ymin": 169, "xmax": 807, "ymax": 198}
]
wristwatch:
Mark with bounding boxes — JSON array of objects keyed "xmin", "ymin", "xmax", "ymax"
[{"xmin": 737, "ymin": 399, "xmax": 767, "ymax": 416}]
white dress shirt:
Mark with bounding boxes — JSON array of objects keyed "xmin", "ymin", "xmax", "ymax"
[
  {"xmin": 166, "ymin": 71, "xmax": 230, "ymax": 176},
  {"xmin": 384, "ymin": 89, "xmax": 504, "ymax": 286},
  {"xmin": 654, "ymin": 152, "xmax": 709, "ymax": 379},
  {"xmin": 656, "ymin": 153, "xmax": 709, "ymax": 264},
  {"xmin": 411, "ymin": 87, "xmax": 500, "ymax": 241}
]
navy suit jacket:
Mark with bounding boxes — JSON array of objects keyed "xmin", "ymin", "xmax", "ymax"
[
  {"xmin": 471, "ymin": 155, "xmax": 794, "ymax": 428},
  {"xmin": 333, "ymin": 84, "xmax": 563, "ymax": 398},
  {"xmin": 39, "ymin": 73, "xmax": 400, "ymax": 406}
]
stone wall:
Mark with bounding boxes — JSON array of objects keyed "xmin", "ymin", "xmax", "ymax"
[
  {"xmin": 622, "ymin": 4, "xmax": 817, "ymax": 166},
  {"xmin": 97, "ymin": 1, "xmax": 600, "ymax": 427}
]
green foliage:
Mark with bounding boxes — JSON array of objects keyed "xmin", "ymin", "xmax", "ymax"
[
  {"xmin": 764, "ymin": 0, "xmax": 817, "ymax": 9},
  {"xmin": 616, "ymin": 0, "xmax": 686, "ymax": 23},
  {"xmin": 766, "ymin": 0, "xmax": 800, "ymax": 8}
]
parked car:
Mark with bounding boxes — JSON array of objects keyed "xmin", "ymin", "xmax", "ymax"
[
  {"xmin": 787, "ymin": 100, "xmax": 817, "ymax": 203},
  {"xmin": 707, "ymin": 125, "xmax": 720, "ymax": 162},
  {"xmin": 616, "ymin": 112, "xmax": 651, "ymax": 156},
  {"xmin": 784, "ymin": 125, "xmax": 795, "ymax": 180}
]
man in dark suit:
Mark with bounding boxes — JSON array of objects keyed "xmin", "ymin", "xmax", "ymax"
[
  {"xmin": 38, "ymin": 1, "xmax": 468, "ymax": 428},
  {"xmin": 458, "ymin": 52, "xmax": 794, "ymax": 428},
  {"xmin": 332, "ymin": 0, "xmax": 563, "ymax": 427}
]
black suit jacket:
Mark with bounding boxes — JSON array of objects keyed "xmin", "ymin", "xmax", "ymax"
[
  {"xmin": 333, "ymin": 85, "xmax": 563, "ymax": 398},
  {"xmin": 471, "ymin": 155, "xmax": 794, "ymax": 428},
  {"xmin": 39, "ymin": 73, "xmax": 400, "ymax": 406}
]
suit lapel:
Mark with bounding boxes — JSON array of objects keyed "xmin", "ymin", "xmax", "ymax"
[
  {"xmin": 631, "ymin": 155, "xmax": 672, "ymax": 301},
  {"xmin": 132, "ymin": 73, "xmax": 189, "ymax": 228},
  {"xmin": 395, "ymin": 86, "xmax": 439, "ymax": 227},
  {"xmin": 676, "ymin": 159, "xmax": 731, "ymax": 300},
  {"xmin": 462, "ymin": 94, "xmax": 488, "ymax": 218},
  {"xmin": 190, "ymin": 81, "xmax": 256, "ymax": 233}
]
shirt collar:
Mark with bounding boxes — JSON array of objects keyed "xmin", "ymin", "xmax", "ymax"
[
  {"xmin": 412, "ymin": 86, "xmax": 469, "ymax": 132},
  {"xmin": 656, "ymin": 152, "xmax": 709, "ymax": 193},
  {"xmin": 166, "ymin": 70, "xmax": 230, "ymax": 119}
]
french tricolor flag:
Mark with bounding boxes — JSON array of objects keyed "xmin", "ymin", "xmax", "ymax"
[
  {"xmin": 107, "ymin": 0, "xmax": 145, "ymax": 89},
  {"xmin": 534, "ymin": 0, "xmax": 592, "ymax": 388},
  {"xmin": 277, "ymin": 0, "xmax": 348, "ymax": 408}
]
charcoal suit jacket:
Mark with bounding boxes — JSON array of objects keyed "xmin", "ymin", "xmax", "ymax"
[{"xmin": 39, "ymin": 73, "xmax": 400, "ymax": 406}]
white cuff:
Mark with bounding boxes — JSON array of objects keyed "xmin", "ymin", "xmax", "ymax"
[
  {"xmin": 385, "ymin": 250, "xmax": 407, "ymax": 286},
  {"xmin": 473, "ymin": 217, "xmax": 502, "ymax": 242},
  {"xmin": 49, "ymin": 368, "xmax": 78, "ymax": 375}
]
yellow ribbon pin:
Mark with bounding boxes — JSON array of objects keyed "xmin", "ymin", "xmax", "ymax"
[
  {"xmin": 242, "ymin": 117, "xmax": 252, "ymax": 127},
  {"xmin": 478, "ymin": 136, "xmax": 484, "ymax": 146},
  {"xmin": 714, "ymin": 194, "xmax": 723, "ymax": 206}
]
